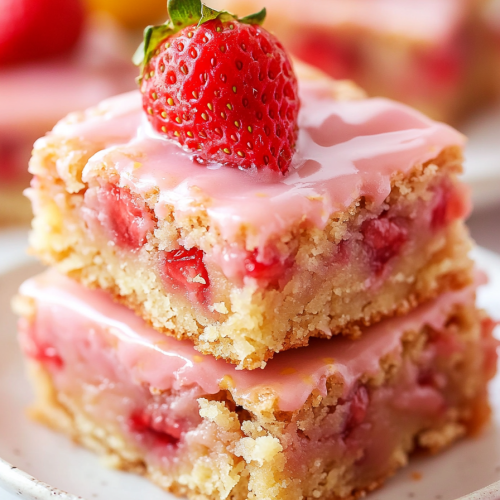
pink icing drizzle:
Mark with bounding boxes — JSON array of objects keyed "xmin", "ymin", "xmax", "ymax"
[
  {"xmin": 20, "ymin": 271, "xmax": 478, "ymax": 412},
  {"xmin": 52, "ymin": 78, "xmax": 465, "ymax": 252},
  {"xmin": 52, "ymin": 92, "xmax": 142, "ymax": 144}
]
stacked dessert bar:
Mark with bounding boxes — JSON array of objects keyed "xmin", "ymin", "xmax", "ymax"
[{"xmin": 15, "ymin": 2, "xmax": 497, "ymax": 499}]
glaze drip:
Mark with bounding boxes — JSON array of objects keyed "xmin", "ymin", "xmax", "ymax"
[
  {"xmin": 20, "ymin": 271, "xmax": 478, "ymax": 411},
  {"xmin": 49, "ymin": 77, "xmax": 466, "ymax": 248}
]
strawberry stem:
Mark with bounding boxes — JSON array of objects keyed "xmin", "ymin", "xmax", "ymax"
[{"xmin": 133, "ymin": 0, "xmax": 266, "ymax": 73}]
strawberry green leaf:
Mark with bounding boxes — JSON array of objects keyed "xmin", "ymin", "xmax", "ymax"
[
  {"xmin": 199, "ymin": 4, "xmax": 236, "ymax": 25},
  {"xmin": 134, "ymin": 0, "xmax": 205, "ymax": 69},
  {"xmin": 132, "ymin": 41, "xmax": 145, "ymax": 66},
  {"xmin": 198, "ymin": 4, "xmax": 223, "ymax": 24},
  {"xmin": 133, "ymin": 23, "xmax": 175, "ymax": 68},
  {"xmin": 134, "ymin": 1, "xmax": 266, "ymax": 71},
  {"xmin": 168, "ymin": 0, "xmax": 202, "ymax": 28},
  {"xmin": 239, "ymin": 8, "xmax": 266, "ymax": 26}
]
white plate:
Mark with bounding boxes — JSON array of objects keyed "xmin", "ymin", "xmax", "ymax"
[
  {"xmin": 463, "ymin": 103, "xmax": 500, "ymax": 211},
  {"xmin": 0, "ymin": 230, "xmax": 499, "ymax": 500}
]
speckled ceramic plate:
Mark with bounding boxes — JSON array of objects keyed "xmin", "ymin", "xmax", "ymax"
[{"xmin": 0, "ymin": 229, "xmax": 499, "ymax": 500}]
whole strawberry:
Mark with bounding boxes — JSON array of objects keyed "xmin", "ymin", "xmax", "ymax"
[
  {"xmin": 134, "ymin": 0, "xmax": 299, "ymax": 174},
  {"xmin": 0, "ymin": 0, "xmax": 85, "ymax": 66}
]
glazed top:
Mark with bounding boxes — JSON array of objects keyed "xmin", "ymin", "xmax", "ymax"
[
  {"xmin": 51, "ymin": 74, "xmax": 465, "ymax": 248},
  {"xmin": 20, "ymin": 271, "xmax": 478, "ymax": 412}
]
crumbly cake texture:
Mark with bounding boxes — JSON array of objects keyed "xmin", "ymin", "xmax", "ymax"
[
  {"xmin": 16, "ymin": 273, "xmax": 497, "ymax": 500},
  {"xmin": 27, "ymin": 63, "xmax": 473, "ymax": 369},
  {"xmin": 210, "ymin": 0, "xmax": 498, "ymax": 124}
]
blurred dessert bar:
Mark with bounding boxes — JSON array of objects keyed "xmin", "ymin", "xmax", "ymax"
[
  {"xmin": 212, "ymin": 0, "xmax": 499, "ymax": 123},
  {"xmin": 15, "ymin": 270, "xmax": 497, "ymax": 500},
  {"xmin": 0, "ymin": 0, "xmax": 138, "ymax": 226},
  {"xmin": 27, "ymin": 64, "xmax": 474, "ymax": 369},
  {"xmin": 485, "ymin": 0, "xmax": 500, "ymax": 89}
]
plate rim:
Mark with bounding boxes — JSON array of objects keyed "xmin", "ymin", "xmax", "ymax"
[
  {"xmin": 0, "ymin": 457, "xmax": 82, "ymax": 500},
  {"xmin": 0, "ymin": 234, "xmax": 499, "ymax": 500}
]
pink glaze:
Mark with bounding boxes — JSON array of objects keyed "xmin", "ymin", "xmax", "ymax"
[
  {"xmin": 52, "ymin": 91, "xmax": 142, "ymax": 145},
  {"xmin": 52, "ymin": 76, "xmax": 466, "ymax": 262},
  {"xmin": 20, "ymin": 271, "xmax": 479, "ymax": 412}
]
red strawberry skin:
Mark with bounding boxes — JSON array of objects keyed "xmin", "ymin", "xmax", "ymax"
[
  {"xmin": 362, "ymin": 217, "xmax": 408, "ymax": 274},
  {"xmin": 141, "ymin": 18, "xmax": 299, "ymax": 174},
  {"xmin": 160, "ymin": 246, "xmax": 210, "ymax": 302},
  {"xmin": 95, "ymin": 184, "xmax": 155, "ymax": 251},
  {"xmin": 0, "ymin": 0, "xmax": 85, "ymax": 66}
]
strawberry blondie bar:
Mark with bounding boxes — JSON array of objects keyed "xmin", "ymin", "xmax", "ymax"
[
  {"xmin": 27, "ymin": 3, "xmax": 474, "ymax": 369},
  {"xmin": 15, "ymin": 270, "xmax": 497, "ymax": 500}
]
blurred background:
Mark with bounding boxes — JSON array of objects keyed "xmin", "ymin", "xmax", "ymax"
[{"xmin": 0, "ymin": 0, "xmax": 499, "ymax": 251}]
